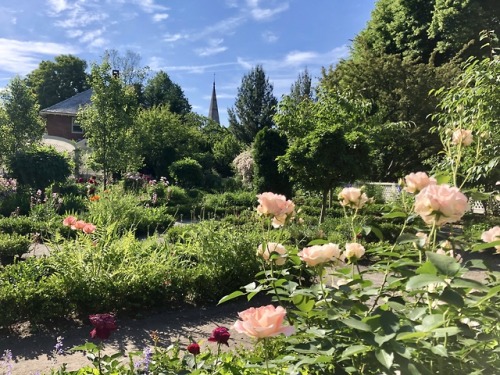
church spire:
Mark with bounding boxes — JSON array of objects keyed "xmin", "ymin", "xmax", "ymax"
[{"xmin": 208, "ymin": 76, "xmax": 220, "ymax": 124}]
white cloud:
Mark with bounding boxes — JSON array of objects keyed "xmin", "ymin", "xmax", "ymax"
[
  {"xmin": 237, "ymin": 57, "xmax": 253, "ymax": 70},
  {"xmin": 246, "ymin": 0, "xmax": 289, "ymax": 21},
  {"xmin": 262, "ymin": 31, "xmax": 278, "ymax": 43},
  {"xmin": 194, "ymin": 16, "xmax": 245, "ymax": 40},
  {"xmin": 152, "ymin": 13, "xmax": 169, "ymax": 22},
  {"xmin": 162, "ymin": 61, "xmax": 239, "ymax": 74},
  {"xmin": 0, "ymin": 38, "xmax": 79, "ymax": 75},
  {"xmin": 11, "ymin": 17, "xmax": 17, "ymax": 25},
  {"xmin": 284, "ymin": 51, "xmax": 318, "ymax": 66},
  {"xmin": 195, "ymin": 39, "xmax": 228, "ymax": 57},
  {"xmin": 163, "ymin": 33, "xmax": 186, "ymax": 43},
  {"xmin": 47, "ymin": 0, "xmax": 69, "ymax": 14}
]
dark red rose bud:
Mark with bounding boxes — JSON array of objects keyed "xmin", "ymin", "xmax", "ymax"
[
  {"xmin": 89, "ymin": 313, "xmax": 117, "ymax": 340},
  {"xmin": 187, "ymin": 342, "xmax": 201, "ymax": 355},
  {"xmin": 208, "ymin": 326, "xmax": 230, "ymax": 346}
]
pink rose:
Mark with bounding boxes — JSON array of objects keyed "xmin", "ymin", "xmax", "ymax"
[
  {"xmin": 257, "ymin": 242, "xmax": 287, "ymax": 265},
  {"xmin": 414, "ymin": 184, "xmax": 468, "ymax": 226},
  {"xmin": 452, "ymin": 129, "xmax": 473, "ymax": 146},
  {"xmin": 82, "ymin": 223, "xmax": 96, "ymax": 234},
  {"xmin": 298, "ymin": 243, "xmax": 343, "ymax": 267},
  {"xmin": 481, "ymin": 226, "xmax": 500, "ymax": 253},
  {"xmin": 344, "ymin": 243, "xmax": 365, "ymax": 260},
  {"xmin": 256, "ymin": 192, "xmax": 295, "ymax": 226},
  {"xmin": 63, "ymin": 215, "xmax": 78, "ymax": 227},
  {"xmin": 404, "ymin": 172, "xmax": 437, "ymax": 194},
  {"xmin": 72, "ymin": 220, "xmax": 87, "ymax": 230},
  {"xmin": 338, "ymin": 187, "xmax": 369, "ymax": 209},
  {"xmin": 232, "ymin": 305, "xmax": 294, "ymax": 339}
]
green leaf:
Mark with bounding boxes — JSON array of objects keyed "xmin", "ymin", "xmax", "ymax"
[
  {"xmin": 383, "ymin": 211, "xmax": 407, "ymax": 219},
  {"xmin": 416, "ymin": 261, "xmax": 437, "ymax": 275},
  {"xmin": 340, "ymin": 345, "xmax": 371, "ymax": 359},
  {"xmin": 439, "ymin": 287, "xmax": 464, "ymax": 307},
  {"xmin": 218, "ymin": 291, "xmax": 245, "ymax": 305},
  {"xmin": 375, "ymin": 349, "xmax": 394, "ymax": 369},
  {"xmin": 472, "ymin": 240, "xmax": 500, "ymax": 252},
  {"xmin": 432, "ymin": 327, "xmax": 461, "ymax": 338},
  {"xmin": 307, "ymin": 239, "xmax": 329, "ymax": 246},
  {"xmin": 434, "ymin": 173, "xmax": 451, "ymax": 184},
  {"xmin": 431, "ymin": 345, "xmax": 448, "ymax": 357},
  {"xmin": 292, "ymin": 294, "xmax": 315, "ymax": 313},
  {"xmin": 450, "ymin": 277, "xmax": 486, "ymax": 290},
  {"xmin": 396, "ymin": 331, "xmax": 429, "ymax": 341},
  {"xmin": 341, "ymin": 317, "xmax": 372, "ymax": 332},
  {"xmin": 426, "ymin": 251, "xmax": 460, "ymax": 276},
  {"xmin": 417, "ymin": 314, "xmax": 444, "ymax": 331},
  {"xmin": 396, "ymin": 233, "xmax": 420, "ymax": 244},
  {"xmin": 406, "ymin": 274, "xmax": 445, "ymax": 290},
  {"xmin": 473, "ymin": 285, "xmax": 500, "ymax": 306},
  {"xmin": 374, "ymin": 333, "xmax": 396, "ymax": 346},
  {"xmin": 366, "ymin": 225, "xmax": 384, "ymax": 241}
]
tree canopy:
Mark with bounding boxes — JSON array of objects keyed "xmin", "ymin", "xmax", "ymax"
[
  {"xmin": 228, "ymin": 65, "xmax": 278, "ymax": 145},
  {"xmin": 143, "ymin": 71, "xmax": 191, "ymax": 115}
]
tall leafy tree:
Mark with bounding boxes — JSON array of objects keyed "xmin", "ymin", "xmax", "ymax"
[
  {"xmin": 228, "ymin": 65, "xmax": 278, "ymax": 145},
  {"xmin": 143, "ymin": 71, "xmax": 191, "ymax": 115},
  {"xmin": 275, "ymin": 90, "xmax": 370, "ymax": 222},
  {"xmin": 77, "ymin": 60, "xmax": 141, "ymax": 188},
  {"xmin": 26, "ymin": 55, "xmax": 89, "ymax": 109},
  {"xmin": 289, "ymin": 68, "xmax": 314, "ymax": 103},
  {"xmin": 0, "ymin": 76, "xmax": 45, "ymax": 163},
  {"xmin": 103, "ymin": 49, "xmax": 149, "ymax": 86}
]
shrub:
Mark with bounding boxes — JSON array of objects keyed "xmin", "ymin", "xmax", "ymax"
[
  {"xmin": 0, "ymin": 232, "xmax": 31, "ymax": 264},
  {"xmin": 169, "ymin": 158, "xmax": 204, "ymax": 188},
  {"xmin": 7, "ymin": 145, "xmax": 73, "ymax": 190},
  {"xmin": 0, "ymin": 216, "xmax": 44, "ymax": 235}
]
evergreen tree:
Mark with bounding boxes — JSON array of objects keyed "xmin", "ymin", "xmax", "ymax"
[
  {"xmin": 289, "ymin": 68, "xmax": 313, "ymax": 103},
  {"xmin": 228, "ymin": 65, "xmax": 278, "ymax": 145}
]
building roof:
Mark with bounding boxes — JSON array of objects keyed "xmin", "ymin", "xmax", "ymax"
[
  {"xmin": 208, "ymin": 81, "xmax": 220, "ymax": 124},
  {"xmin": 39, "ymin": 89, "xmax": 93, "ymax": 116}
]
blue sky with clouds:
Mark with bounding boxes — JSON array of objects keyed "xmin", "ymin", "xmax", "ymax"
[{"xmin": 0, "ymin": 0, "xmax": 376, "ymax": 125}]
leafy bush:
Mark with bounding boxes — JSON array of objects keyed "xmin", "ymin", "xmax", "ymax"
[
  {"xmin": 7, "ymin": 145, "xmax": 73, "ymax": 190},
  {"xmin": 0, "ymin": 232, "xmax": 31, "ymax": 264},
  {"xmin": 169, "ymin": 157, "xmax": 204, "ymax": 188},
  {"xmin": 0, "ymin": 216, "xmax": 45, "ymax": 235}
]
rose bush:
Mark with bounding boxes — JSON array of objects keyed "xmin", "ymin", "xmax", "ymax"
[{"xmin": 404, "ymin": 172, "xmax": 437, "ymax": 194}]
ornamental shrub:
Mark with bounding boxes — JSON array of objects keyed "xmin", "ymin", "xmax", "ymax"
[
  {"xmin": 7, "ymin": 145, "xmax": 73, "ymax": 190},
  {"xmin": 0, "ymin": 232, "xmax": 31, "ymax": 264},
  {"xmin": 169, "ymin": 157, "xmax": 204, "ymax": 188}
]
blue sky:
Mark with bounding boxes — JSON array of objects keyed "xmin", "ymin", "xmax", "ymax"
[{"xmin": 0, "ymin": 0, "xmax": 376, "ymax": 125}]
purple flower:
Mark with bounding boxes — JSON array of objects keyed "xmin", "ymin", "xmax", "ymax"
[
  {"xmin": 54, "ymin": 336, "xmax": 64, "ymax": 355},
  {"xmin": 1, "ymin": 349, "xmax": 13, "ymax": 375},
  {"xmin": 134, "ymin": 347, "xmax": 152, "ymax": 372}
]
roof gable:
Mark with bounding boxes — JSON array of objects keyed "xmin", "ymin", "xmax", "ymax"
[{"xmin": 40, "ymin": 89, "xmax": 93, "ymax": 116}]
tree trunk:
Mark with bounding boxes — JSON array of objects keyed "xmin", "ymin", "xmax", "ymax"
[{"xmin": 320, "ymin": 188, "xmax": 328, "ymax": 223}]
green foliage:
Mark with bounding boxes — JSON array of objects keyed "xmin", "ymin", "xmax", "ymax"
[
  {"xmin": 143, "ymin": 70, "xmax": 191, "ymax": 115},
  {"xmin": 0, "ymin": 232, "xmax": 31, "ymax": 263},
  {"xmin": 0, "ymin": 76, "xmax": 45, "ymax": 162},
  {"xmin": 7, "ymin": 145, "xmax": 73, "ymax": 190},
  {"xmin": 77, "ymin": 59, "xmax": 141, "ymax": 187},
  {"xmin": 25, "ymin": 54, "xmax": 89, "ymax": 109},
  {"xmin": 228, "ymin": 65, "xmax": 278, "ymax": 144},
  {"xmin": 253, "ymin": 128, "xmax": 292, "ymax": 197},
  {"xmin": 0, "ymin": 216, "xmax": 45, "ymax": 235},
  {"xmin": 169, "ymin": 158, "xmax": 204, "ymax": 188}
]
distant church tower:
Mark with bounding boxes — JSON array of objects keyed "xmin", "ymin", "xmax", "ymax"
[{"xmin": 208, "ymin": 78, "xmax": 220, "ymax": 124}]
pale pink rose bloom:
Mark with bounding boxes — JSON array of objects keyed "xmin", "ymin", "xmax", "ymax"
[
  {"xmin": 404, "ymin": 172, "xmax": 437, "ymax": 194},
  {"xmin": 63, "ymin": 215, "xmax": 78, "ymax": 227},
  {"xmin": 298, "ymin": 243, "xmax": 343, "ymax": 267},
  {"xmin": 344, "ymin": 243, "xmax": 366, "ymax": 260},
  {"xmin": 452, "ymin": 129, "xmax": 473, "ymax": 146},
  {"xmin": 257, "ymin": 242, "xmax": 287, "ymax": 265},
  {"xmin": 72, "ymin": 220, "xmax": 87, "ymax": 230},
  {"xmin": 232, "ymin": 305, "xmax": 295, "ymax": 339},
  {"xmin": 256, "ymin": 192, "xmax": 295, "ymax": 221},
  {"xmin": 338, "ymin": 187, "xmax": 369, "ymax": 209},
  {"xmin": 414, "ymin": 184, "xmax": 468, "ymax": 226},
  {"xmin": 82, "ymin": 223, "xmax": 96, "ymax": 234},
  {"xmin": 481, "ymin": 226, "xmax": 500, "ymax": 253}
]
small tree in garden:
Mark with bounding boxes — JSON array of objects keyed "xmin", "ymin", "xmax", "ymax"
[
  {"xmin": 169, "ymin": 157, "xmax": 204, "ymax": 188},
  {"xmin": 253, "ymin": 128, "xmax": 292, "ymax": 197},
  {"xmin": 275, "ymin": 89, "xmax": 371, "ymax": 222},
  {"xmin": 77, "ymin": 59, "xmax": 142, "ymax": 188},
  {"xmin": 232, "ymin": 149, "xmax": 254, "ymax": 188}
]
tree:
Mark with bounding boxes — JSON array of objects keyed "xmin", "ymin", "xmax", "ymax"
[
  {"xmin": 228, "ymin": 65, "xmax": 278, "ymax": 145},
  {"xmin": 143, "ymin": 71, "xmax": 191, "ymax": 115},
  {"xmin": 253, "ymin": 128, "xmax": 292, "ymax": 197},
  {"xmin": 103, "ymin": 49, "xmax": 149, "ymax": 86},
  {"xmin": 0, "ymin": 76, "xmax": 45, "ymax": 163},
  {"xmin": 26, "ymin": 55, "xmax": 89, "ymax": 109},
  {"xmin": 289, "ymin": 68, "xmax": 314, "ymax": 103},
  {"xmin": 275, "ymin": 90, "xmax": 370, "ymax": 222},
  {"xmin": 77, "ymin": 60, "xmax": 141, "ymax": 188}
]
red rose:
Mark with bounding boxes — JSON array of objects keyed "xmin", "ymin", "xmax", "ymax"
[
  {"xmin": 187, "ymin": 342, "xmax": 200, "ymax": 355},
  {"xmin": 89, "ymin": 313, "xmax": 117, "ymax": 340},
  {"xmin": 208, "ymin": 326, "xmax": 230, "ymax": 346}
]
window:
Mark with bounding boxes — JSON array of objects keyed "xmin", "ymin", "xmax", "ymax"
[{"xmin": 72, "ymin": 117, "xmax": 83, "ymax": 134}]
